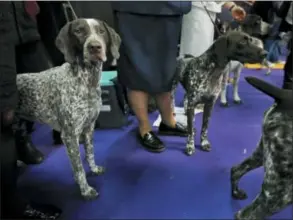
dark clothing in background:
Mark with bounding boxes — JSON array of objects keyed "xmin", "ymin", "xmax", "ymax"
[
  {"xmin": 0, "ymin": 2, "xmax": 50, "ymax": 218},
  {"xmin": 37, "ymin": 1, "xmax": 68, "ymax": 66},
  {"xmin": 112, "ymin": 1, "xmax": 191, "ymax": 94},
  {"xmin": 252, "ymin": 1, "xmax": 274, "ymax": 24},
  {"xmin": 0, "ymin": 123, "xmax": 27, "ymax": 218},
  {"xmin": 0, "ymin": 1, "xmax": 41, "ymax": 112}
]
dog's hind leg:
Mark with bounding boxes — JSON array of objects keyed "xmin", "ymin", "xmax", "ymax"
[
  {"xmin": 233, "ymin": 66, "xmax": 242, "ymax": 104},
  {"xmin": 82, "ymin": 122, "xmax": 105, "ymax": 175},
  {"xmin": 220, "ymin": 69, "xmax": 229, "ymax": 107},
  {"xmin": 231, "ymin": 139, "xmax": 263, "ymax": 200},
  {"xmin": 61, "ymin": 131, "xmax": 98, "ymax": 200},
  {"xmin": 234, "ymin": 166, "xmax": 292, "ymax": 220},
  {"xmin": 185, "ymin": 100, "xmax": 197, "ymax": 156},
  {"xmin": 200, "ymin": 99, "xmax": 216, "ymax": 152}
]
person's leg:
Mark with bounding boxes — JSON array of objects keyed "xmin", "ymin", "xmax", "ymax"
[
  {"xmin": 1, "ymin": 112, "xmax": 27, "ymax": 219},
  {"xmin": 156, "ymin": 92, "xmax": 188, "ymax": 137},
  {"xmin": 128, "ymin": 89, "xmax": 165, "ymax": 153},
  {"xmin": 128, "ymin": 90, "xmax": 151, "ymax": 136},
  {"xmin": 15, "ymin": 40, "xmax": 51, "ymax": 164},
  {"xmin": 1, "ymin": 111, "xmax": 62, "ymax": 220},
  {"xmin": 155, "ymin": 92, "xmax": 176, "ymax": 127}
]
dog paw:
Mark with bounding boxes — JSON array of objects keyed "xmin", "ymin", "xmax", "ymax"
[
  {"xmin": 232, "ymin": 188, "xmax": 247, "ymax": 200},
  {"xmin": 265, "ymin": 70, "xmax": 271, "ymax": 76},
  {"xmin": 200, "ymin": 140, "xmax": 211, "ymax": 152},
  {"xmin": 220, "ymin": 102, "xmax": 229, "ymax": 107},
  {"xmin": 91, "ymin": 166, "xmax": 105, "ymax": 175},
  {"xmin": 82, "ymin": 186, "xmax": 99, "ymax": 200},
  {"xmin": 185, "ymin": 146, "xmax": 195, "ymax": 156},
  {"xmin": 233, "ymin": 100, "xmax": 242, "ymax": 105}
]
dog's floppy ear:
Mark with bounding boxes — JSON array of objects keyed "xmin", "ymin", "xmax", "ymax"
[
  {"xmin": 212, "ymin": 34, "xmax": 230, "ymax": 66},
  {"xmin": 102, "ymin": 21, "xmax": 121, "ymax": 66},
  {"xmin": 55, "ymin": 22, "xmax": 75, "ymax": 64}
]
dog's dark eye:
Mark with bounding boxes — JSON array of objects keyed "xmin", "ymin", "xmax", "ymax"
[
  {"xmin": 75, "ymin": 29, "xmax": 81, "ymax": 34},
  {"xmin": 99, "ymin": 29, "xmax": 105, "ymax": 34},
  {"xmin": 74, "ymin": 27, "xmax": 85, "ymax": 34},
  {"xmin": 240, "ymin": 36, "xmax": 248, "ymax": 45}
]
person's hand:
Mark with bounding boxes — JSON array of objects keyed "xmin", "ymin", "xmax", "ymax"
[
  {"xmin": 2, "ymin": 109, "xmax": 15, "ymax": 127},
  {"xmin": 231, "ymin": 5, "xmax": 246, "ymax": 21}
]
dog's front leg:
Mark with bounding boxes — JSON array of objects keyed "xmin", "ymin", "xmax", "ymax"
[
  {"xmin": 233, "ymin": 67, "xmax": 242, "ymax": 104},
  {"xmin": 231, "ymin": 139, "xmax": 264, "ymax": 200},
  {"xmin": 82, "ymin": 123, "xmax": 105, "ymax": 175},
  {"xmin": 200, "ymin": 99, "xmax": 216, "ymax": 152},
  {"xmin": 220, "ymin": 70, "xmax": 229, "ymax": 107},
  {"xmin": 185, "ymin": 102, "xmax": 196, "ymax": 156},
  {"xmin": 61, "ymin": 132, "xmax": 98, "ymax": 200}
]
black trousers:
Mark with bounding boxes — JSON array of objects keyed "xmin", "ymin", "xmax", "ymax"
[
  {"xmin": 0, "ymin": 41, "xmax": 50, "ymax": 218},
  {"xmin": 0, "ymin": 117, "xmax": 26, "ymax": 218}
]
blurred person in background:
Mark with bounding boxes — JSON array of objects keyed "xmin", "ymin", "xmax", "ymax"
[
  {"xmin": 252, "ymin": 1, "xmax": 292, "ymax": 89},
  {"xmin": 180, "ymin": 1, "xmax": 246, "ymax": 58}
]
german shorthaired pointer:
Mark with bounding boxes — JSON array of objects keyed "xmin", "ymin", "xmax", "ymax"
[
  {"xmin": 231, "ymin": 76, "xmax": 292, "ymax": 220},
  {"xmin": 172, "ymin": 31, "xmax": 267, "ymax": 155},
  {"xmin": 16, "ymin": 18, "xmax": 121, "ymax": 200},
  {"xmin": 219, "ymin": 14, "xmax": 270, "ymax": 107}
]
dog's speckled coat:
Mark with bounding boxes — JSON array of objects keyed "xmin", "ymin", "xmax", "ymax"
[
  {"xmin": 171, "ymin": 31, "xmax": 267, "ymax": 155},
  {"xmin": 231, "ymin": 77, "xmax": 292, "ymax": 219},
  {"xmin": 16, "ymin": 18, "xmax": 121, "ymax": 200}
]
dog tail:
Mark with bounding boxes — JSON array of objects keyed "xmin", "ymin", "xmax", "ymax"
[{"xmin": 245, "ymin": 76, "xmax": 286, "ymax": 101}]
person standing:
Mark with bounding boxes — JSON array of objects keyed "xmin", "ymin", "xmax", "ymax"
[
  {"xmin": 0, "ymin": 1, "xmax": 62, "ymax": 219},
  {"xmin": 112, "ymin": 2, "xmax": 191, "ymax": 153},
  {"xmin": 180, "ymin": 1, "xmax": 246, "ymax": 57},
  {"xmin": 280, "ymin": 2, "xmax": 292, "ymax": 90}
]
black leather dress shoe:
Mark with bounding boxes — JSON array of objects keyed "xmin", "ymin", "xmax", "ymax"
[
  {"xmin": 22, "ymin": 203, "xmax": 61, "ymax": 220},
  {"xmin": 158, "ymin": 122, "xmax": 188, "ymax": 137},
  {"xmin": 138, "ymin": 131, "xmax": 165, "ymax": 153}
]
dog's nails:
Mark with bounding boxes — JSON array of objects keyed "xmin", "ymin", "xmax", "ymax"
[
  {"xmin": 83, "ymin": 188, "xmax": 99, "ymax": 200},
  {"xmin": 232, "ymin": 189, "xmax": 248, "ymax": 200},
  {"xmin": 185, "ymin": 147, "xmax": 195, "ymax": 156},
  {"xmin": 201, "ymin": 145, "xmax": 211, "ymax": 152}
]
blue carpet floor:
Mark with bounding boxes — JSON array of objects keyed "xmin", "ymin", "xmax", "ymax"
[{"xmin": 18, "ymin": 68, "xmax": 292, "ymax": 219}]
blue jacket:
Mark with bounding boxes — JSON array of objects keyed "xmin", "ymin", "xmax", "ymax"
[{"xmin": 111, "ymin": 1, "xmax": 191, "ymax": 16}]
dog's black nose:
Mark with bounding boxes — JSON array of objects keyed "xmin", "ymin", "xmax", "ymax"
[
  {"xmin": 88, "ymin": 43, "xmax": 102, "ymax": 53},
  {"xmin": 260, "ymin": 50, "xmax": 268, "ymax": 59}
]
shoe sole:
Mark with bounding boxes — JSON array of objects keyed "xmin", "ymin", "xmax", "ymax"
[
  {"xmin": 138, "ymin": 137, "xmax": 165, "ymax": 153},
  {"xmin": 143, "ymin": 145, "xmax": 165, "ymax": 153}
]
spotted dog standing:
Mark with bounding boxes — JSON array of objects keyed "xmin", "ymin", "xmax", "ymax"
[
  {"xmin": 231, "ymin": 77, "xmax": 292, "ymax": 220},
  {"xmin": 16, "ymin": 18, "xmax": 121, "ymax": 200},
  {"xmin": 171, "ymin": 31, "xmax": 267, "ymax": 155},
  {"xmin": 219, "ymin": 14, "xmax": 270, "ymax": 106}
]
